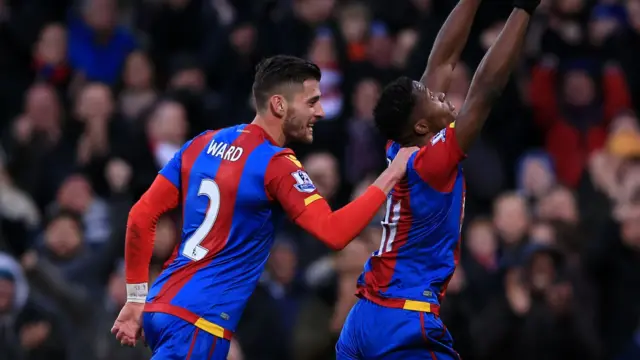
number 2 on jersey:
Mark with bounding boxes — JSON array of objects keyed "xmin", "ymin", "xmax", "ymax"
[{"xmin": 182, "ymin": 179, "xmax": 221, "ymax": 261}]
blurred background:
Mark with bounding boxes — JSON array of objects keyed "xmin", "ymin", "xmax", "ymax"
[{"xmin": 0, "ymin": 0, "xmax": 639, "ymax": 359}]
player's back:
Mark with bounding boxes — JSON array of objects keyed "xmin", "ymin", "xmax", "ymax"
[
  {"xmin": 357, "ymin": 132, "xmax": 466, "ymax": 307},
  {"xmin": 146, "ymin": 124, "xmax": 288, "ymax": 333}
]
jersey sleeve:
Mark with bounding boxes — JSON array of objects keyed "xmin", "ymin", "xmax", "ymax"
[
  {"xmin": 158, "ymin": 138, "xmax": 193, "ymax": 188},
  {"xmin": 125, "ymin": 175, "xmax": 180, "ymax": 285},
  {"xmin": 264, "ymin": 152, "xmax": 322, "ymax": 220},
  {"xmin": 265, "ymin": 151, "xmax": 387, "ymax": 251},
  {"xmin": 413, "ymin": 123, "xmax": 466, "ymax": 192}
]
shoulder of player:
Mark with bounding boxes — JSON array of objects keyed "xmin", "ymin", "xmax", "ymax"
[
  {"xmin": 268, "ymin": 148, "xmax": 303, "ymax": 169},
  {"xmin": 182, "ymin": 129, "xmax": 220, "ymax": 150}
]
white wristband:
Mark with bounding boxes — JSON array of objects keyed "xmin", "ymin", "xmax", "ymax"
[{"xmin": 126, "ymin": 283, "xmax": 148, "ymax": 303}]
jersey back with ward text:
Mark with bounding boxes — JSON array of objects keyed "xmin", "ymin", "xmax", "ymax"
[
  {"xmin": 357, "ymin": 125, "xmax": 466, "ymax": 305},
  {"xmin": 145, "ymin": 124, "xmax": 321, "ymax": 332}
]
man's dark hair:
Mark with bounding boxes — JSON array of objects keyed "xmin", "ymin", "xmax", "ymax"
[
  {"xmin": 46, "ymin": 208, "xmax": 83, "ymax": 231},
  {"xmin": 374, "ymin": 76, "xmax": 416, "ymax": 142},
  {"xmin": 252, "ymin": 55, "xmax": 321, "ymax": 111}
]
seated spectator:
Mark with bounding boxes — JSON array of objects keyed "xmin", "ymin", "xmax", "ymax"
[
  {"xmin": 33, "ymin": 23, "xmax": 71, "ymax": 91},
  {"xmin": 0, "ymin": 252, "xmax": 66, "ymax": 360},
  {"xmin": 493, "ymin": 192, "xmax": 530, "ymax": 264},
  {"xmin": 117, "ymin": 51, "xmax": 158, "ymax": 121},
  {"xmin": 462, "ymin": 217, "xmax": 501, "ymax": 310},
  {"xmin": 516, "ymin": 150, "xmax": 556, "ymax": 206},
  {"xmin": 50, "ymin": 174, "xmax": 111, "ymax": 248},
  {"xmin": 530, "ymin": 57, "xmax": 631, "ymax": 187},
  {"xmin": 67, "ymin": 0, "xmax": 136, "ymax": 85}
]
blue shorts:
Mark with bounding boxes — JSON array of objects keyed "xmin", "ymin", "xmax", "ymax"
[
  {"xmin": 336, "ymin": 298, "xmax": 460, "ymax": 360},
  {"xmin": 143, "ymin": 312, "xmax": 230, "ymax": 360}
]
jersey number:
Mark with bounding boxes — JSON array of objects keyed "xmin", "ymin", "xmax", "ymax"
[
  {"xmin": 182, "ymin": 179, "xmax": 221, "ymax": 261},
  {"xmin": 378, "ymin": 198, "xmax": 401, "ymax": 255},
  {"xmin": 378, "ymin": 158, "xmax": 401, "ymax": 255}
]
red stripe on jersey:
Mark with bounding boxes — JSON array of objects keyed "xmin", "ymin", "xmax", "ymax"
[
  {"xmin": 438, "ymin": 179, "xmax": 466, "ymax": 301},
  {"xmin": 153, "ymin": 132, "xmax": 215, "ymax": 303},
  {"xmin": 181, "ymin": 131, "xmax": 219, "ymax": 210},
  {"xmin": 199, "ymin": 131, "xmax": 264, "ymax": 253},
  {"xmin": 153, "ymin": 130, "xmax": 264, "ymax": 304},
  {"xmin": 365, "ymin": 178, "xmax": 413, "ymax": 292},
  {"xmin": 385, "ymin": 140, "xmax": 393, "ymax": 152}
]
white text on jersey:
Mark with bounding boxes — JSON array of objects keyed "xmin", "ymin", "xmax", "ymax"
[{"xmin": 206, "ymin": 140, "xmax": 243, "ymax": 161}]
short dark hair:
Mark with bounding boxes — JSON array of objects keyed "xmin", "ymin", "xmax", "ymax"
[
  {"xmin": 46, "ymin": 208, "xmax": 83, "ymax": 231},
  {"xmin": 252, "ymin": 55, "xmax": 321, "ymax": 111},
  {"xmin": 374, "ymin": 76, "xmax": 416, "ymax": 142}
]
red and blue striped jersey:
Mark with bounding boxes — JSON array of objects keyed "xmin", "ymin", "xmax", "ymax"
[
  {"xmin": 145, "ymin": 124, "xmax": 322, "ymax": 332},
  {"xmin": 357, "ymin": 124, "xmax": 466, "ymax": 306}
]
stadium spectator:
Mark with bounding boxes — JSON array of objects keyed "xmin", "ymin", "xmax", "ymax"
[{"xmin": 0, "ymin": 0, "xmax": 638, "ymax": 359}]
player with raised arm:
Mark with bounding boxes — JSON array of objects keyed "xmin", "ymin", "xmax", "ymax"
[
  {"xmin": 110, "ymin": 55, "xmax": 417, "ymax": 359},
  {"xmin": 336, "ymin": 0, "xmax": 541, "ymax": 358}
]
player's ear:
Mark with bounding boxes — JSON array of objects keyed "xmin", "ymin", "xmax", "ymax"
[
  {"xmin": 269, "ymin": 95, "xmax": 287, "ymax": 119},
  {"xmin": 414, "ymin": 119, "xmax": 429, "ymax": 136}
]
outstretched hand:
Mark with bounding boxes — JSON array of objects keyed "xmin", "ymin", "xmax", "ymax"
[
  {"xmin": 111, "ymin": 302, "xmax": 144, "ymax": 347},
  {"xmin": 388, "ymin": 147, "xmax": 420, "ymax": 180}
]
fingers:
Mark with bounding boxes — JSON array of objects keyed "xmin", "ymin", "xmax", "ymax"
[
  {"xmin": 116, "ymin": 330, "xmax": 137, "ymax": 347},
  {"xmin": 112, "ymin": 324, "xmax": 139, "ymax": 347}
]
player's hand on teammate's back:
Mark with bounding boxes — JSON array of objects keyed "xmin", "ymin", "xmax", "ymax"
[
  {"xmin": 388, "ymin": 147, "xmax": 419, "ymax": 179},
  {"xmin": 513, "ymin": 0, "xmax": 541, "ymax": 14},
  {"xmin": 111, "ymin": 302, "xmax": 144, "ymax": 346}
]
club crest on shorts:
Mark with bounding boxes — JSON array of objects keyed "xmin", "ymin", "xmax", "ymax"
[{"xmin": 291, "ymin": 170, "xmax": 316, "ymax": 193}]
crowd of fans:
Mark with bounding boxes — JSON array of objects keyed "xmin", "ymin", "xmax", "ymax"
[{"xmin": 0, "ymin": 0, "xmax": 639, "ymax": 359}]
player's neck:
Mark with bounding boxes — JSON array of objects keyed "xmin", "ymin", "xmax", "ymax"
[
  {"xmin": 251, "ymin": 115, "xmax": 286, "ymax": 146},
  {"xmin": 399, "ymin": 135, "xmax": 429, "ymax": 148}
]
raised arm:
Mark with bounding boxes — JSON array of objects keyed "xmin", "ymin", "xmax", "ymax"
[
  {"xmin": 420, "ymin": 0, "xmax": 482, "ymax": 93},
  {"xmin": 265, "ymin": 149, "xmax": 415, "ymax": 251},
  {"xmin": 455, "ymin": 1, "xmax": 539, "ymax": 151}
]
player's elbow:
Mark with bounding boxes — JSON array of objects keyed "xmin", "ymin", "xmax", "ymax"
[
  {"xmin": 319, "ymin": 235, "xmax": 350, "ymax": 251},
  {"xmin": 127, "ymin": 200, "xmax": 144, "ymax": 221},
  {"xmin": 326, "ymin": 241, "xmax": 345, "ymax": 252},
  {"xmin": 127, "ymin": 199, "xmax": 152, "ymax": 229}
]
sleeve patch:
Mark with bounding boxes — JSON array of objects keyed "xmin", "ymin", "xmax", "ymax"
[
  {"xmin": 431, "ymin": 128, "xmax": 447, "ymax": 145},
  {"xmin": 304, "ymin": 193, "xmax": 323, "ymax": 206},
  {"xmin": 291, "ymin": 170, "xmax": 316, "ymax": 193}
]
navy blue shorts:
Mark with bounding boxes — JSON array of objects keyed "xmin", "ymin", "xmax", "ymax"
[
  {"xmin": 143, "ymin": 312, "xmax": 230, "ymax": 360},
  {"xmin": 336, "ymin": 298, "xmax": 460, "ymax": 359}
]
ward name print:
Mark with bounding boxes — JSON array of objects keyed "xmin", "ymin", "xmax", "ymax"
[{"xmin": 206, "ymin": 139, "xmax": 244, "ymax": 161}]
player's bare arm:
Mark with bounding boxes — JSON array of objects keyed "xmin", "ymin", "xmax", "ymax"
[
  {"xmin": 420, "ymin": 0, "xmax": 482, "ymax": 93},
  {"xmin": 454, "ymin": 0, "xmax": 539, "ymax": 151},
  {"xmin": 372, "ymin": 146, "xmax": 419, "ymax": 193}
]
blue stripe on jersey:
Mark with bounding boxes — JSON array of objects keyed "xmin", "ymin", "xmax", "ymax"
[
  {"xmin": 176, "ymin": 124, "xmax": 247, "ymax": 261},
  {"xmin": 357, "ymin": 141, "xmax": 465, "ymax": 305},
  {"xmin": 158, "ymin": 137, "xmax": 194, "ymax": 188},
  {"xmin": 171, "ymin": 140, "xmax": 284, "ymax": 330}
]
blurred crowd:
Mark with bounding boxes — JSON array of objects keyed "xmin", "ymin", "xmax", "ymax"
[{"xmin": 0, "ymin": 0, "xmax": 639, "ymax": 359}]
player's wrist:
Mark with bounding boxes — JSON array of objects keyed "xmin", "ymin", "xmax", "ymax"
[
  {"xmin": 126, "ymin": 283, "xmax": 148, "ymax": 303},
  {"xmin": 373, "ymin": 170, "xmax": 400, "ymax": 194}
]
